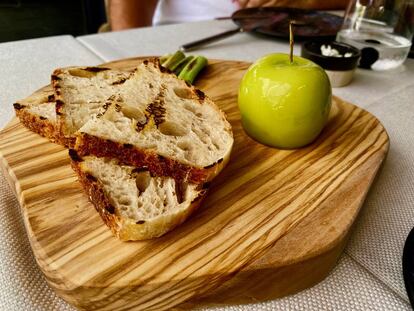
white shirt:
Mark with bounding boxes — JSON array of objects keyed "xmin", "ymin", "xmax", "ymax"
[{"xmin": 153, "ymin": 0, "xmax": 239, "ymax": 25}]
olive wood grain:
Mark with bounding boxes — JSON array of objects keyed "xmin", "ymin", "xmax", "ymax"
[{"xmin": 0, "ymin": 58, "xmax": 389, "ymax": 311}]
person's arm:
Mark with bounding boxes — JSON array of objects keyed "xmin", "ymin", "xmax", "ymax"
[
  {"xmin": 109, "ymin": 0, "xmax": 158, "ymax": 31},
  {"xmin": 237, "ymin": 0, "xmax": 350, "ymax": 10}
]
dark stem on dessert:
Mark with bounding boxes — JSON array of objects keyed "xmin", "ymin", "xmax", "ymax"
[{"xmin": 289, "ymin": 21, "xmax": 294, "ymax": 64}]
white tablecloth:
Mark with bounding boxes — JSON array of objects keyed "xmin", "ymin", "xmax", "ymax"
[{"xmin": 0, "ymin": 20, "xmax": 413, "ymax": 310}]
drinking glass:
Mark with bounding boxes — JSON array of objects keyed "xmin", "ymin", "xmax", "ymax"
[{"xmin": 337, "ymin": 0, "xmax": 414, "ymax": 70}]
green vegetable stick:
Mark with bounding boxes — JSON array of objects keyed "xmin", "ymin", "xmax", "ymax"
[
  {"xmin": 162, "ymin": 51, "xmax": 185, "ymax": 71},
  {"xmin": 159, "ymin": 53, "xmax": 171, "ymax": 64},
  {"xmin": 173, "ymin": 56, "xmax": 195, "ymax": 75},
  {"xmin": 178, "ymin": 56, "xmax": 208, "ymax": 84}
]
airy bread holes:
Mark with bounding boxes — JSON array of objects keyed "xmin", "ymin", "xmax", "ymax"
[
  {"xmin": 201, "ymin": 127, "xmax": 210, "ymax": 136},
  {"xmin": 159, "ymin": 121, "xmax": 188, "ymax": 137},
  {"xmin": 174, "ymin": 87, "xmax": 194, "ymax": 99},
  {"xmin": 121, "ymin": 105, "xmax": 146, "ymax": 123},
  {"xmin": 177, "ymin": 140, "xmax": 191, "ymax": 151},
  {"xmin": 177, "ymin": 141, "xmax": 195, "ymax": 161},
  {"xmin": 135, "ymin": 172, "xmax": 151, "ymax": 193},
  {"xmin": 101, "ymin": 107, "xmax": 117, "ymax": 122},
  {"xmin": 73, "ymin": 100, "xmax": 87, "ymax": 106},
  {"xmin": 175, "ymin": 182, "xmax": 188, "ymax": 204},
  {"xmin": 145, "ymin": 143, "xmax": 157, "ymax": 149},
  {"xmin": 119, "ymin": 198, "xmax": 132, "ymax": 205},
  {"xmin": 184, "ymin": 150, "xmax": 195, "ymax": 162},
  {"xmin": 184, "ymin": 102, "xmax": 197, "ymax": 114},
  {"xmin": 68, "ymin": 68, "xmax": 97, "ymax": 79},
  {"xmin": 28, "ymin": 95, "xmax": 49, "ymax": 104}
]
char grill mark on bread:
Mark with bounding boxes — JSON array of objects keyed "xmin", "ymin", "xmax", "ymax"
[
  {"xmin": 69, "ymin": 148, "xmax": 83, "ymax": 162},
  {"xmin": 55, "ymin": 100, "xmax": 64, "ymax": 116},
  {"xmin": 195, "ymin": 89, "xmax": 205, "ymax": 101},
  {"xmin": 84, "ymin": 67, "xmax": 110, "ymax": 72},
  {"xmin": 13, "ymin": 103, "xmax": 25, "ymax": 110},
  {"xmin": 112, "ymin": 77, "xmax": 127, "ymax": 85},
  {"xmin": 146, "ymin": 90, "xmax": 166, "ymax": 128}
]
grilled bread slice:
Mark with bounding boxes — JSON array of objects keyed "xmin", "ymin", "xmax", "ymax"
[
  {"xmin": 69, "ymin": 150, "xmax": 207, "ymax": 240},
  {"xmin": 53, "ymin": 59, "xmax": 233, "ymax": 184}
]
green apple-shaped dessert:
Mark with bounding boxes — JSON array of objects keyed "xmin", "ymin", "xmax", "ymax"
[{"xmin": 238, "ymin": 53, "xmax": 332, "ymax": 149}]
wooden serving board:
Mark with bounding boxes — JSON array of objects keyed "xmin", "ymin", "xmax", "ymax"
[{"xmin": 0, "ymin": 58, "xmax": 389, "ymax": 311}]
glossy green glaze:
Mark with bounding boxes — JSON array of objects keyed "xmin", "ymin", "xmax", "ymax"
[{"xmin": 238, "ymin": 53, "xmax": 332, "ymax": 149}]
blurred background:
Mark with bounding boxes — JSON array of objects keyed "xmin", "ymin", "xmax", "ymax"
[
  {"xmin": 0, "ymin": 0, "xmax": 412, "ymax": 58},
  {"xmin": 0, "ymin": 0, "xmax": 107, "ymax": 42}
]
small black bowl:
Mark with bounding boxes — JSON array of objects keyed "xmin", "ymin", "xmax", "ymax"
[{"xmin": 301, "ymin": 41, "xmax": 361, "ymax": 71}]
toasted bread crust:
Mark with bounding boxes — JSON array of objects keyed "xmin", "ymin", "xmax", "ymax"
[
  {"xmin": 13, "ymin": 84, "xmax": 75, "ymax": 148},
  {"xmin": 14, "ymin": 105, "xmax": 57, "ymax": 143},
  {"xmin": 14, "ymin": 104, "xmax": 76, "ymax": 148},
  {"xmin": 70, "ymin": 150, "xmax": 207, "ymax": 240},
  {"xmin": 70, "ymin": 156, "xmax": 122, "ymax": 237},
  {"xmin": 75, "ymin": 132, "xmax": 227, "ymax": 184}
]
